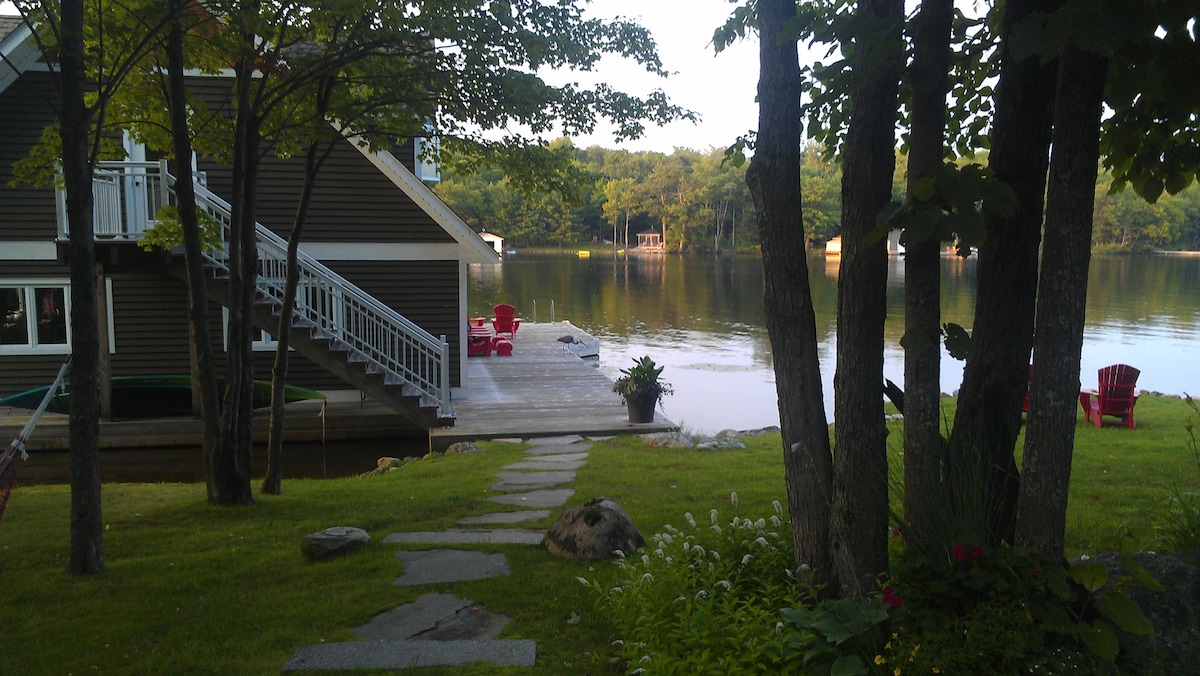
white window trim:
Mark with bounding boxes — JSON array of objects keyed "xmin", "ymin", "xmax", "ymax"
[
  {"xmin": 0, "ymin": 279, "xmax": 72, "ymax": 355},
  {"xmin": 221, "ymin": 308, "xmax": 284, "ymax": 352}
]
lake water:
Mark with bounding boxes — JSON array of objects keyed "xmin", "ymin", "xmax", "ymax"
[{"xmin": 469, "ymin": 252, "xmax": 1200, "ymax": 435}]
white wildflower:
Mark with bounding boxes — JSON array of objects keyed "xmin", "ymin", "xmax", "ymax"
[
  {"xmin": 755, "ymin": 518, "xmax": 766, "ymax": 529},
  {"xmin": 710, "ymin": 508, "xmax": 719, "ymax": 524},
  {"xmin": 685, "ymin": 512, "xmax": 696, "ymax": 527},
  {"xmin": 741, "ymin": 554, "xmax": 753, "ymax": 565},
  {"xmin": 576, "ymin": 577, "xmax": 589, "ymax": 585},
  {"xmin": 611, "ymin": 640, "xmax": 624, "ymax": 647},
  {"xmin": 655, "ymin": 548, "xmax": 665, "ymax": 558},
  {"xmin": 661, "ymin": 533, "xmax": 674, "ymax": 545},
  {"xmin": 716, "ymin": 579, "xmax": 732, "ymax": 590},
  {"xmin": 770, "ymin": 515, "xmax": 782, "ymax": 528},
  {"xmin": 696, "ymin": 589, "xmax": 708, "ymax": 599},
  {"xmin": 632, "ymin": 668, "xmax": 647, "ymax": 675},
  {"xmin": 772, "ymin": 499, "xmax": 783, "ymax": 514},
  {"xmin": 682, "ymin": 541, "xmax": 691, "ymax": 552},
  {"xmin": 730, "ymin": 491, "xmax": 739, "ymax": 507},
  {"xmin": 639, "ymin": 656, "xmax": 652, "ymax": 664},
  {"xmin": 755, "ymin": 537, "xmax": 769, "ymax": 547},
  {"xmin": 692, "ymin": 544, "xmax": 706, "ymax": 557},
  {"xmin": 615, "ymin": 549, "xmax": 626, "ymax": 559},
  {"xmin": 710, "ymin": 550, "xmax": 721, "ymax": 561},
  {"xmin": 743, "ymin": 518, "xmax": 754, "ymax": 529},
  {"xmin": 641, "ymin": 572, "xmax": 654, "ymax": 583},
  {"xmin": 610, "ymin": 586, "xmax": 624, "ymax": 595},
  {"xmin": 641, "ymin": 554, "xmax": 650, "ymax": 566},
  {"xmin": 711, "ymin": 525, "xmax": 723, "ymax": 534}
]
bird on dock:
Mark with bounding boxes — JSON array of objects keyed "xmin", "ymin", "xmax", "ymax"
[{"xmin": 557, "ymin": 335, "xmax": 579, "ymax": 352}]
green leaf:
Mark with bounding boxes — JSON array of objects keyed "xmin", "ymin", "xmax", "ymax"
[
  {"xmin": 912, "ymin": 174, "xmax": 937, "ymax": 202},
  {"xmin": 942, "ymin": 323, "xmax": 974, "ymax": 361},
  {"xmin": 1069, "ymin": 562, "xmax": 1109, "ymax": 592},
  {"xmin": 1097, "ymin": 592, "xmax": 1154, "ymax": 636},
  {"xmin": 829, "ymin": 655, "xmax": 868, "ymax": 676},
  {"xmin": 901, "ymin": 328, "xmax": 938, "ymax": 355},
  {"xmin": 1120, "ymin": 556, "xmax": 1165, "ymax": 592},
  {"xmin": 1077, "ymin": 620, "xmax": 1120, "ymax": 663}
]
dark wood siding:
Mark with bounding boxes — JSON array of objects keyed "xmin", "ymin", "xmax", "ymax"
[
  {"xmin": 325, "ymin": 259, "xmax": 462, "ymax": 385},
  {"xmin": 0, "ymin": 72, "xmax": 60, "ymax": 241},
  {"xmin": 185, "ymin": 77, "xmax": 449, "ymax": 244}
]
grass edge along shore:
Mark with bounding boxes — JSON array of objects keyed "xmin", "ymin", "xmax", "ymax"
[{"xmin": 1, "ymin": 394, "xmax": 1196, "ymax": 674}]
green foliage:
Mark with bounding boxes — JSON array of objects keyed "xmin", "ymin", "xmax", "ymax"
[
  {"xmin": 136, "ymin": 205, "xmax": 225, "ymax": 254},
  {"xmin": 887, "ymin": 538, "xmax": 1156, "ymax": 670},
  {"xmin": 612, "ymin": 356, "xmax": 674, "ymax": 405},
  {"xmin": 778, "ymin": 597, "xmax": 889, "ymax": 676},
  {"xmin": 587, "ymin": 495, "xmax": 805, "ymax": 674},
  {"xmin": 1154, "ymin": 395, "xmax": 1200, "ymax": 551}
]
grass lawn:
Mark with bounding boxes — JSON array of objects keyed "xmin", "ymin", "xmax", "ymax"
[{"xmin": 0, "ymin": 396, "xmax": 1195, "ymax": 674}]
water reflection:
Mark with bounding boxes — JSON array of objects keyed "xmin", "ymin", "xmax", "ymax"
[{"xmin": 470, "ymin": 253, "xmax": 1200, "ymax": 434}]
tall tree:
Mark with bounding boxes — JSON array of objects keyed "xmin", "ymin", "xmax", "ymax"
[
  {"xmin": 57, "ymin": 0, "xmax": 104, "ymax": 574},
  {"xmin": 946, "ymin": 0, "xmax": 1061, "ymax": 545},
  {"xmin": 743, "ymin": 0, "xmax": 836, "ymax": 589},
  {"xmin": 1017, "ymin": 39, "xmax": 1107, "ymax": 556},
  {"xmin": 829, "ymin": 0, "xmax": 904, "ymax": 593},
  {"xmin": 899, "ymin": 0, "xmax": 954, "ymax": 543}
]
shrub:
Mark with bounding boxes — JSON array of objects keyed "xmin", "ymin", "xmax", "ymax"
[
  {"xmin": 1155, "ymin": 395, "xmax": 1200, "ymax": 551},
  {"xmin": 587, "ymin": 494, "xmax": 804, "ymax": 674}
]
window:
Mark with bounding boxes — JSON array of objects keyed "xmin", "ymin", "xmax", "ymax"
[{"xmin": 1, "ymin": 283, "xmax": 71, "ymax": 353}]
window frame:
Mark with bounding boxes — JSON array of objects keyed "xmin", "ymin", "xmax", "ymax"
[{"xmin": 0, "ymin": 280, "xmax": 73, "ymax": 355}]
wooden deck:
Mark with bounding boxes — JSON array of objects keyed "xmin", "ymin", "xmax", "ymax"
[
  {"xmin": 431, "ymin": 321, "xmax": 677, "ymax": 446},
  {"xmin": 0, "ymin": 322, "xmax": 676, "ymax": 453}
]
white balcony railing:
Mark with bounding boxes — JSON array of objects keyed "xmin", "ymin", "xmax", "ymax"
[{"xmin": 58, "ymin": 160, "xmax": 453, "ymax": 420}]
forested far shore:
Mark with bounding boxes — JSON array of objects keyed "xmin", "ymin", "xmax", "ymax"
[{"xmin": 433, "ymin": 140, "xmax": 1200, "ymax": 254}]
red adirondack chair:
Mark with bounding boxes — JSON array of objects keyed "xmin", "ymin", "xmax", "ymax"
[
  {"xmin": 1079, "ymin": 364, "xmax": 1141, "ymax": 429},
  {"xmin": 491, "ymin": 303, "xmax": 521, "ymax": 339}
]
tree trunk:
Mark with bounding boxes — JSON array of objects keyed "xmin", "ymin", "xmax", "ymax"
[
  {"xmin": 212, "ymin": 52, "xmax": 258, "ymax": 506},
  {"xmin": 747, "ymin": 0, "xmax": 834, "ymax": 590},
  {"xmin": 901, "ymin": 0, "xmax": 953, "ymax": 544},
  {"xmin": 1016, "ymin": 44, "xmax": 1108, "ymax": 557},
  {"xmin": 165, "ymin": 0, "xmax": 222, "ymax": 501},
  {"xmin": 264, "ymin": 134, "xmax": 334, "ymax": 494},
  {"xmin": 947, "ymin": 0, "xmax": 1060, "ymax": 546},
  {"xmin": 60, "ymin": 0, "xmax": 104, "ymax": 575},
  {"xmin": 830, "ymin": 0, "xmax": 903, "ymax": 595}
]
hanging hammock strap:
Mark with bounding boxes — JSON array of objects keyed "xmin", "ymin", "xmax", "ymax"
[{"xmin": 1, "ymin": 359, "xmax": 71, "ymax": 521}]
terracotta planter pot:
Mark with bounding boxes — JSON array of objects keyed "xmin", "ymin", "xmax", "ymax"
[{"xmin": 626, "ymin": 395, "xmax": 657, "ymax": 423}]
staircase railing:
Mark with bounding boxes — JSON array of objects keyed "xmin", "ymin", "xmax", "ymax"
[{"xmin": 63, "ymin": 160, "xmax": 453, "ymax": 420}]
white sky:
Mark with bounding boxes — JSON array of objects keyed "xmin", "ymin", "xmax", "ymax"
[
  {"xmin": 0, "ymin": 0, "xmax": 763, "ymax": 154},
  {"xmin": 562, "ymin": 0, "xmax": 762, "ymax": 154}
]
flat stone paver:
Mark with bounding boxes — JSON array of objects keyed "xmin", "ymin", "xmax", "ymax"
[
  {"xmin": 525, "ymin": 435, "xmax": 585, "ymax": 446},
  {"xmin": 391, "ymin": 549, "xmax": 511, "ymax": 586},
  {"xmin": 458, "ymin": 510, "xmax": 551, "ymax": 525},
  {"xmin": 503, "ymin": 459, "xmax": 586, "ymax": 471},
  {"xmin": 491, "ymin": 470, "xmax": 575, "ymax": 491},
  {"xmin": 524, "ymin": 443, "xmax": 592, "ymax": 456},
  {"xmin": 487, "ymin": 488, "xmax": 574, "ymax": 507},
  {"xmin": 354, "ymin": 594, "xmax": 505, "ymax": 641},
  {"xmin": 282, "ymin": 639, "xmax": 537, "ymax": 672},
  {"xmin": 522, "ymin": 451, "xmax": 589, "ymax": 462},
  {"xmin": 386, "ymin": 529, "xmax": 545, "ymax": 546}
]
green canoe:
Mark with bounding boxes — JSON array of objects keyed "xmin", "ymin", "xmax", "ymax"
[{"xmin": 0, "ymin": 375, "xmax": 325, "ymax": 418}]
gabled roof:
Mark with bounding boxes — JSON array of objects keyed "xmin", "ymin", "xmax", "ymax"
[
  {"xmin": 349, "ymin": 136, "xmax": 499, "ymax": 265},
  {"xmin": 0, "ymin": 14, "xmax": 40, "ymax": 94}
]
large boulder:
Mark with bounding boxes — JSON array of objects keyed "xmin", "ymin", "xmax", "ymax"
[
  {"xmin": 301, "ymin": 526, "xmax": 372, "ymax": 562},
  {"xmin": 1090, "ymin": 550, "xmax": 1200, "ymax": 673},
  {"xmin": 544, "ymin": 497, "xmax": 645, "ymax": 560}
]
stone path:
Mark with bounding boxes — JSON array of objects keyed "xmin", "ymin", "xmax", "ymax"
[{"xmin": 282, "ymin": 435, "xmax": 591, "ymax": 673}]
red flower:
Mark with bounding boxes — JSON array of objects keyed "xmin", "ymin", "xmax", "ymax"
[
  {"xmin": 882, "ymin": 587, "xmax": 904, "ymax": 607},
  {"xmin": 952, "ymin": 542, "xmax": 986, "ymax": 562}
]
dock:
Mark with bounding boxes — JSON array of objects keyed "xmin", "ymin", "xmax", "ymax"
[
  {"xmin": 0, "ymin": 322, "xmax": 676, "ymax": 454},
  {"xmin": 433, "ymin": 321, "xmax": 677, "ymax": 445}
]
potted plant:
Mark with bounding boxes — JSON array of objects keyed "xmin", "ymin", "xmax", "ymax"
[{"xmin": 612, "ymin": 356, "xmax": 673, "ymax": 423}]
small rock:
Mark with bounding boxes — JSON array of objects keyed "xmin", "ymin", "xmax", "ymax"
[
  {"xmin": 377, "ymin": 456, "xmax": 401, "ymax": 468},
  {"xmin": 445, "ymin": 441, "xmax": 485, "ymax": 455},
  {"xmin": 544, "ymin": 497, "xmax": 645, "ymax": 560},
  {"xmin": 1089, "ymin": 550, "xmax": 1200, "ymax": 672},
  {"xmin": 301, "ymin": 526, "xmax": 371, "ymax": 562},
  {"xmin": 641, "ymin": 431, "xmax": 696, "ymax": 448}
]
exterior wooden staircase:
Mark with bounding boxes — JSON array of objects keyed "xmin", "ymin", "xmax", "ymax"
[{"xmin": 68, "ymin": 160, "xmax": 455, "ymax": 429}]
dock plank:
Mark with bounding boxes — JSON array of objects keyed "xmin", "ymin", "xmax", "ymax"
[{"xmin": 431, "ymin": 321, "xmax": 676, "ymax": 445}]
